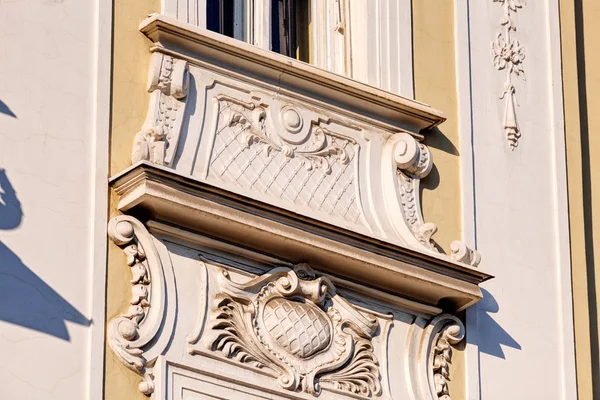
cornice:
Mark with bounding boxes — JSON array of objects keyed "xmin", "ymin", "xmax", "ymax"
[
  {"xmin": 110, "ymin": 163, "xmax": 492, "ymax": 312},
  {"xmin": 139, "ymin": 13, "xmax": 446, "ymax": 135}
]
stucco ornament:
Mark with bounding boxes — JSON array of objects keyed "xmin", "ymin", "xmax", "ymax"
[
  {"xmin": 386, "ymin": 133, "xmax": 480, "ymax": 265},
  {"xmin": 407, "ymin": 314, "xmax": 466, "ymax": 400},
  {"xmin": 203, "ymin": 263, "xmax": 381, "ymax": 397},
  {"xmin": 209, "ymin": 94, "xmax": 363, "ymax": 225},
  {"xmin": 430, "ymin": 318, "xmax": 465, "ymax": 400},
  {"xmin": 450, "ymin": 240, "xmax": 481, "ymax": 267},
  {"xmin": 132, "ymin": 53, "xmax": 189, "ymax": 165},
  {"xmin": 107, "ymin": 216, "xmax": 176, "ymax": 396},
  {"xmin": 492, "ymin": 0, "xmax": 526, "ymax": 149}
]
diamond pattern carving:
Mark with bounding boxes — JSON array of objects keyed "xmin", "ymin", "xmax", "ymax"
[
  {"xmin": 203, "ymin": 264, "xmax": 381, "ymax": 396},
  {"xmin": 263, "ymin": 297, "xmax": 332, "ymax": 358},
  {"xmin": 208, "ymin": 98, "xmax": 363, "ymax": 225}
]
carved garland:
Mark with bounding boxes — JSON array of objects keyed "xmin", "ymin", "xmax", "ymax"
[
  {"xmin": 202, "ymin": 263, "xmax": 381, "ymax": 397},
  {"xmin": 132, "ymin": 53, "xmax": 189, "ymax": 166},
  {"xmin": 492, "ymin": 0, "xmax": 526, "ymax": 149}
]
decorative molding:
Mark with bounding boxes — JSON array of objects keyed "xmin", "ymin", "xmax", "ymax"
[
  {"xmin": 201, "ymin": 263, "xmax": 381, "ymax": 397},
  {"xmin": 112, "ymin": 163, "xmax": 492, "ymax": 312},
  {"xmin": 491, "ymin": 0, "xmax": 526, "ymax": 149},
  {"xmin": 450, "ymin": 240, "xmax": 481, "ymax": 267},
  {"xmin": 386, "ymin": 134, "xmax": 481, "ymax": 266},
  {"xmin": 132, "ymin": 53, "xmax": 189, "ymax": 166},
  {"xmin": 429, "ymin": 317, "xmax": 465, "ymax": 400},
  {"xmin": 407, "ymin": 314, "xmax": 465, "ymax": 400},
  {"xmin": 107, "ymin": 215, "xmax": 174, "ymax": 396},
  {"xmin": 392, "ymin": 133, "xmax": 437, "ymax": 250},
  {"xmin": 208, "ymin": 95, "xmax": 364, "ymax": 225}
]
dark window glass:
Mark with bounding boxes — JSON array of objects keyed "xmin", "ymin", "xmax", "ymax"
[
  {"xmin": 207, "ymin": 0, "xmax": 245, "ymax": 41},
  {"xmin": 272, "ymin": 0, "xmax": 310, "ymax": 62}
]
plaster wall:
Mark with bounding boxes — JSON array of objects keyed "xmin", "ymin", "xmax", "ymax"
[
  {"xmin": 413, "ymin": 0, "xmax": 462, "ymax": 256},
  {"xmin": 459, "ymin": 1, "xmax": 577, "ymax": 398},
  {"xmin": 106, "ymin": 0, "xmax": 160, "ymax": 399},
  {"xmin": 0, "ymin": 0, "xmax": 110, "ymax": 399},
  {"xmin": 560, "ymin": 0, "xmax": 600, "ymax": 397},
  {"xmin": 412, "ymin": 2, "xmax": 465, "ymax": 397}
]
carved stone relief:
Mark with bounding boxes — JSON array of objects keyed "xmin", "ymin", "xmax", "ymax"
[
  {"xmin": 199, "ymin": 263, "xmax": 381, "ymax": 397},
  {"xmin": 406, "ymin": 314, "xmax": 466, "ymax": 400},
  {"xmin": 208, "ymin": 95, "xmax": 364, "ymax": 226},
  {"xmin": 128, "ymin": 44, "xmax": 481, "ymax": 270},
  {"xmin": 105, "ymin": 216, "xmax": 476, "ymax": 399},
  {"xmin": 107, "ymin": 216, "xmax": 157, "ymax": 394},
  {"xmin": 428, "ymin": 316, "xmax": 465, "ymax": 400},
  {"xmin": 132, "ymin": 53, "xmax": 189, "ymax": 166},
  {"xmin": 384, "ymin": 133, "xmax": 481, "ymax": 265},
  {"xmin": 107, "ymin": 216, "xmax": 176, "ymax": 396},
  {"xmin": 491, "ymin": 0, "xmax": 526, "ymax": 149}
]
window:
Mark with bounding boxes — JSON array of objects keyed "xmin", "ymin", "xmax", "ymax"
[
  {"xmin": 271, "ymin": 0, "xmax": 311, "ymax": 62},
  {"xmin": 206, "ymin": 0, "xmax": 311, "ymax": 63},
  {"xmin": 206, "ymin": 0, "xmax": 247, "ymax": 41}
]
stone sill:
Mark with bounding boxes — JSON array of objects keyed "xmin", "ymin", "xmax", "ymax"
[
  {"xmin": 111, "ymin": 162, "xmax": 493, "ymax": 312},
  {"xmin": 139, "ymin": 13, "xmax": 446, "ymax": 135}
]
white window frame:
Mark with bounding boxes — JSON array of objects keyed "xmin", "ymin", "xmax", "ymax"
[{"xmin": 163, "ymin": 0, "xmax": 413, "ymax": 98}]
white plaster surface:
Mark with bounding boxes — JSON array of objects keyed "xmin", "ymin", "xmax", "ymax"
[
  {"xmin": 0, "ymin": 0, "xmax": 109, "ymax": 399},
  {"xmin": 461, "ymin": 0, "xmax": 577, "ymax": 398}
]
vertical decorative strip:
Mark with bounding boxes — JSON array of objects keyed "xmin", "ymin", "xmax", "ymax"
[{"xmin": 491, "ymin": 0, "xmax": 526, "ymax": 149}]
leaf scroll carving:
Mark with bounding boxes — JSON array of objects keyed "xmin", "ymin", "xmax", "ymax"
[{"xmin": 201, "ymin": 263, "xmax": 381, "ymax": 397}]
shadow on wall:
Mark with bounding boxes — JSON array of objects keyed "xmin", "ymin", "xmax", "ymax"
[
  {"xmin": 0, "ymin": 169, "xmax": 90, "ymax": 341},
  {"xmin": 0, "ymin": 99, "xmax": 16, "ymax": 118},
  {"xmin": 475, "ymin": 288, "xmax": 521, "ymax": 359},
  {"xmin": 574, "ymin": 0, "xmax": 600, "ymax": 395}
]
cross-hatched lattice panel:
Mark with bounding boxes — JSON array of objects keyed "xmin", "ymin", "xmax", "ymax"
[{"xmin": 207, "ymin": 104, "xmax": 364, "ymax": 225}]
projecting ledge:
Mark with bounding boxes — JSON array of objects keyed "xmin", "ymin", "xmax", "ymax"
[
  {"xmin": 110, "ymin": 163, "xmax": 492, "ymax": 312},
  {"xmin": 139, "ymin": 13, "xmax": 446, "ymax": 135}
]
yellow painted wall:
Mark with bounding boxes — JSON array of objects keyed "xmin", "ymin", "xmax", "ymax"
[
  {"xmin": 106, "ymin": 0, "xmax": 159, "ymax": 398},
  {"xmin": 561, "ymin": 0, "xmax": 600, "ymax": 398},
  {"xmin": 105, "ymin": 0, "xmax": 464, "ymax": 397},
  {"xmin": 413, "ymin": 1, "xmax": 464, "ymax": 399},
  {"xmin": 110, "ymin": 0, "xmax": 158, "ymax": 176},
  {"xmin": 413, "ymin": 0, "xmax": 462, "ymax": 256}
]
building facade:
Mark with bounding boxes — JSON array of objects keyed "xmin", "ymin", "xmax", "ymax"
[{"xmin": 0, "ymin": 0, "xmax": 597, "ymax": 399}]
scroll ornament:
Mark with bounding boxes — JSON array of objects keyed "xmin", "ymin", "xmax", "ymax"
[
  {"xmin": 209, "ymin": 94, "xmax": 363, "ymax": 225},
  {"xmin": 132, "ymin": 53, "xmax": 189, "ymax": 166},
  {"xmin": 107, "ymin": 217, "xmax": 155, "ymax": 394},
  {"xmin": 391, "ymin": 134, "xmax": 481, "ymax": 267},
  {"xmin": 214, "ymin": 95, "xmax": 352, "ymax": 177},
  {"xmin": 203, "ymin": 263, "xmax": 381, "ymax": 397},
  {"xmin": 427, "ymin": 315, "xmax": 466, "ymax": 400}
]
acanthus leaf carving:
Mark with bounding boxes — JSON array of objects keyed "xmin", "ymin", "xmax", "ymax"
[
  {"xmin": 407, "ymin": 314, "xmax": 466, "ymax": 400},
  {"xmin": 319, "ymin": 338, "xmax": 382, "ymax": 397},
  {"xmin": 450, "ymin": 240, "xmax": 481, "ymax": 267},
  {"xmin": 429, "ymin": 316, "xmax": 465, "ymax": 400},
  {"xmin": 132, "ymin": 53, "xmax": 189, "ymax": 166},
  {"xmin": 200, "ymin": 263, "xmax": 381, "ymax": 397}
]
